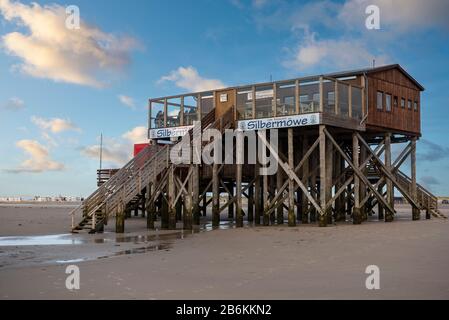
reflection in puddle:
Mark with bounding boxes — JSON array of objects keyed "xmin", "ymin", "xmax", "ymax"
[
  {"xmin": 0, "ymin": 234, "xmax": 83, "ymax": 246},
  {"xmin": 0, "ymin": 220, "xmax": 236, "ymax": 247}
]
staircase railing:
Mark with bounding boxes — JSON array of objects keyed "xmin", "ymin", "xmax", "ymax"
[
  {"xmin": 71, "ymin": 106, "xmax": 227, "ymax": 231},
  {"xmin": 395, "ymin": 170, "xmax": 438, "ymax": 210}
]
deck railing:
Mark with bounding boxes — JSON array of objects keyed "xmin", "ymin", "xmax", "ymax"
[{"xmin": 149, "ymin": 75, "xmax": 365, "ymax": 131}]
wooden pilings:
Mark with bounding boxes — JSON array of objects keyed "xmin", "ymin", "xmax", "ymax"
[
  {"xmin": 109, "ymin": 126, "xmax": 428, "ymax": 234},
  {"xmin": 411, "ymin": 137, "xmax": 420, "ymax": 220},
  {"xmin": 385, "ymin": 133, "xmax": 394, "ymax": 222},
  {"xmin": 287, "ymin": 129, "xmax": 296, "ymax": 226},
  {"xmin": 352, "ymin": 132, "xmax": 362, "ymax": 224}
]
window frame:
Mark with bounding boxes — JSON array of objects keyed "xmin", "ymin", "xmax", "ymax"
[
  {"xmin": 401, "ymin": 98, "xmax": 405, "ymax": 109},
  {"xmin": 385, "ymin": 93, "xmax": 392, "ymax": 112},
  {"xmin": 377, "ymin": 91, "xmax": 383, "ymax": 111},
  {"xmin": 408, "ymin": 99, "xmax": 412, "ymax": 110}
]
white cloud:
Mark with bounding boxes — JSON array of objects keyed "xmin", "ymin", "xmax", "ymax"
[
  {"xmin": 31, "ymin": 116, "xmax": 80, "ymax": 133},
  {"xmin": 0, "ymin": 0, "xmax": 140, "ymax": 87},
  {"xmin": 2, "ymin": 97, "xmax": 24, "ymax": 110},
  {"xmin": 159, "ymin": 66, "xmax": 225, "ymax": 92},
  {"xmin": 339, "ymin": 0, "xmax": 449, "ymax": 31},
  {"xmin": 118, "ymin": 95, "xmax": 135, "ymax": 108},
  {"xmin": 122, "ymin": 126, "xmax": 148, "ymax": 144},
  {"xmin": 81, "ymin": 125, "xmax": 148, "ymax": 167},
  {"xmin": 284, "ymin": 34, "xmax": 389, "ymax": 71},
  {"xmin": 80, "ymin": 141, "xmax": 130, "ymax": 167},
  {"xmin": 9, "ymin": 139, "xmax": 64, "ymax": 173}
]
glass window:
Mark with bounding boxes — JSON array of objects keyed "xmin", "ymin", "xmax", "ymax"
[
  {"xmin": 401, "ymin": 98, "xmax": 405, "ymax": 108},
  {"xmin": 323, "ymin": 79, "xmax": 335, "ymax": 114},
  {"xmin": 150, "ymin": 100, "xmax": 165, "ymax": 129},
  {"xmin": 351, "ymin": 87, "xmax": 362, "ymax": 120},
  {"xmin": 393, "ymin": 96, "xmax": 398, "ymax": 108},
  {"xmin": 385, "ymin": 94, "xmax": 391, "ymax": 112},
  {"xmin": 299, "ymin": 80, "xmax": 319, "ymax": 113},
  {"xmin": 338, "ymin": 83, "xmax": 349, "ymax": 117},
  {"xmin": 408, "ymin": 100, "xmax": 412, "ymax": 110},
  {"xmin": 377, "ymin": 91, "xmax": 383, "ymax": 110},
  {"xmin": 236, "ymin": 87, "xmax": 253, "ymax": 120},
  {"xmin": 276, "ymin": 82, "xmax": 296, "ymax": 116},
  {"xmin": 414, "ymin": 101, "xmax": 418, "ymax": 111},
  {"xmin": 255, "ymin": 85, "xmax": 274, "ymax": 118},
  {"xmin": 184, "ymin": 95, "xmax": 199, "ymax": 125}
]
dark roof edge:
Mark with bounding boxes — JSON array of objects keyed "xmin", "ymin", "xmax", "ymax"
[{"xmin": 325, "ymin": 64, "xmax": 425, "ymax": 91}]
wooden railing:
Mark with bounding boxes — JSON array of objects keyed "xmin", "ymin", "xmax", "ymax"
[{"xmin": 71, "ymin": 107, "xmax": 222, "ymax": 230}]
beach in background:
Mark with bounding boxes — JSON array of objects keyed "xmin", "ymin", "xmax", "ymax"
[{"xmin": 0, "ymin": 203, "xmax": 448, "ymax": 299}]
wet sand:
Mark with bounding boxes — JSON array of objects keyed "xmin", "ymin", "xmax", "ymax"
[{"xmin": 0, "ymin": 204, "xmax": 448, "ymax": 299}]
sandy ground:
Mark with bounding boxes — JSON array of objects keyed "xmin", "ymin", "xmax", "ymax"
[{"xmin": 0, "ymin": 203, "xmax": 448, "ymax": 299}]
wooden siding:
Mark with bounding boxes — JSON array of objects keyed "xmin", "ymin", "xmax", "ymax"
[{"xmin": 366, "ymin": 69, "xmax": 421, "ymax": 135}]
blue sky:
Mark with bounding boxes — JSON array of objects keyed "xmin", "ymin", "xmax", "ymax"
[{"xmin": 0, "ymin": 0, "xmax": 449, "ymax": 197}]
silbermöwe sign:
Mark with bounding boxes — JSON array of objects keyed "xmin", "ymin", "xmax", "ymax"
[
  {"xmin": 149, "ymin": 125, "xmax": 193, "ymax": 139},
  {"xmin": 237, "ymin": 113, "xmax": 320, "ymax": 131}
]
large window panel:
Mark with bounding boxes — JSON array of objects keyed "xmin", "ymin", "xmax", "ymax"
[
  {"xmin": 184, "ymin": 95, "xmax": 199, "ymax": 125},
  {"xmin": 351, "ymin": 86, "xmax": 363, "ymax": 120},
  {"xmin": 299, "ymin": 80, "xmax": 319, "ymax": 113},
  {"xmin": 150, "ymin": 100, "xmax": 165, "ymax": 129},
  {"xmin": 338, "ymin": 83, "xmax": 349, "ymax": 117},
  {"xmin": 237, "ymin": 87, "xmax": 253, "ymax": 120},
  {"xmin": 255, "ymin": 85, "xmax": 274, "ymax": 118},
  {"xmin": 276, "ymin": 82, "xmax": 296, "ymax": 116}
]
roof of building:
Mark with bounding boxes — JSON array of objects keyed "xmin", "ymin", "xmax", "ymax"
[{"xmin": 325, "ymin": 64, "xmax": 425, "ymax": 91}]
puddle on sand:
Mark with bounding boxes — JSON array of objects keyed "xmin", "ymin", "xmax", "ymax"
[
  {"xmin": 0, "ymin": 220, "xmax": 236, "ymax": 247},
  {"xmin": 0, "ymin": 234, "xmax": 84, "ymax": 246}
]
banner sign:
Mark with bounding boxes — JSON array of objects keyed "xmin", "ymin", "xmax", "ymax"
[
  {"xmin": 149, "ymin": 125, "xmax": 193, "ymax": 139},
  {"xmin": 237, "ymin": 113, "xmax": 320, "ymax": 131}
]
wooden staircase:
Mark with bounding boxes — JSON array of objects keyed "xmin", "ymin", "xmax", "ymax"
[
  {"xmin": 71, "ymin": 106, "xmax": 235, "ymax": 233},
  {"xmin": 394, "ymin": 170, "xmax": 446, "ymax": 219}
]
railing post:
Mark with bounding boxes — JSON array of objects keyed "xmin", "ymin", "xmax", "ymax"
[
  {"xmin": 348, "ymin": 85, "xmax": 353, "ymax": 118},
  {"xmin": 252, "ymin": 85, "xmax": 256, "ymax": 118},
  {"xmin": 319, "ymin": 76, "xmax": 324, "ymax": 112},
  {"xmin": 295, "ymin": 79, "xmax": 300, "ymax": 114},
  {"xmin": 163, "ymin": 98, "xmax": 167, "ymax": 127},
  {"xmin": 180, "ymin": 96, "xmax": 184, "ymax": 126},
  {"xmin": 335, "ymin": 80, "xmax": 339, "ymax": 115},
  {"xmin": 272, "ymin": 83, "xmax": 277, "ymax": 117}
]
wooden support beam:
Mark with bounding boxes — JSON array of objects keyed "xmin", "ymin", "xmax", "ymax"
[
  {"xmin": 258, "ymin": 131, "xmax": 324, "ymax": 217},
  {"xmin": 326, "ymin": 129, "xmax": 395, "ymax": 216},
  {"xmin": 352, "ymin": 133, "xmax": 362, "ymax": 224},
  {"xmin": 385, "ymin": 133, "xmax": 394, "ymax": 222},
  {"xmin": 192, "ymin": 165, "xmax": 200, "ymax": 225},
  {"xmin": 288, "ymin": 129, "xmax": 296, "ymax": 226},
  {"xmin": 301, "ymin": 136, "xmax": 309, "ymax": 224},
  {"xmin": 411, "ymin": 137, "xmax": 420, "ymax": 220},
  {"xmin": 356, "ymin": 133, "xmax": 420, "ymax": 211},
  {"xmin": 212, "ymin": 163, "xmax": 220, "ymax": 227},
  {"xmin": 359, "ymin": 145, "xmax": 367, "ymax": 221},
  {"xmin": 325, "ymin": 131, "xmax": 333, "ymax": 224},
  {"xmin": 248, "ymin": 182, "xmax": 254, "ymax": 222},
  {"xmin": 277, "ymin": 151, "xmax": 285, "ymax": 225},
  {"xmin": 183, "ymin": 168, "xmax": 193, "ymax": 230},
  {"xmin": 263, "ymin": 168, "xmax": 270, "ymax": 226},
  {"xmin": 116, "ymin": 201, "xmax": 125, "ymax": 233},
  {"xmin": 254, "ymin": 162, "xmax": 261, "ymax": 225},
  {"xmin": 168, "ymin": 166, "xmax": 176, "ymax": 229},
  {"xmin": 319, "ymin": 125, "xmax": 327, "ymax": 227},
  {"xmin": 236, "ymin": 129, "xmax": 244, "ymax": 227},
  {"xmin": 227, "ymin": 182, "xmax": 234, "ymax": 219},
  {"xmin": 146, "ymin": 183, "xmax": 155, "ymax": 229}
]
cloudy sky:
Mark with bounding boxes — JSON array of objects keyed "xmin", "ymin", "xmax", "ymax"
[{"xmin": 1, "ymin": 0, "xmax": 449, "ymax": 197}]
